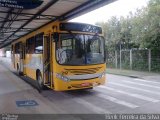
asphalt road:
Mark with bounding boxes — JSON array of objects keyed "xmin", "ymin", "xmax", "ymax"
[{"xmin": 0, "ymin": 57, "xmax": 160, "ymax": 115}]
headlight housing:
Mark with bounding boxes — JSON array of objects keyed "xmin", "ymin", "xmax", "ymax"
[
  {"xmin": 98, "ymin": 72, "xmax": 106, "ymax": 78},
  {"xmin": 56, "ymin": 73, "xmax": 70, "ymax": 82}
]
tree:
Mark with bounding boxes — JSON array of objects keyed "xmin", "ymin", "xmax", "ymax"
[
  {"xmin": 97, "ymin": 0, "xmax": 160, "ymax": 51},
  {"xmin": 141, "ymin": 0, "xmax": 160, "ymax": 51}
]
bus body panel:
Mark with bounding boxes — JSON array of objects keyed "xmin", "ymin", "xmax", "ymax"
[
  {"xmin": 25, "ymin": 54, "xmax": 43, "ymax": 80},
  {"xmin": 53, "ymin": 63, "xmax": 106, "ymax": 91},
  {"xmin": 11, "ymin": 21, "xmax": 106, "ymax": 91}
]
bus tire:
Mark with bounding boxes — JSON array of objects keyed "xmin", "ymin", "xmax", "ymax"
[
  {"xmin": 36, "ymin": 71, "xmax": 45, "ymax": 92},
  {"xmin": 17, "ymin": 64, "xmax": 23, "ymax": 76}
]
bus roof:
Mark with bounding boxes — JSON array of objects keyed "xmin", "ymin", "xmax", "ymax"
[
  {"xmin": 0, "ymin": 0, "xmax": 116, "ymax": 48},
  {"xmin": 60, "ymin": 22, "xmax": 102, "ymax": 34}
]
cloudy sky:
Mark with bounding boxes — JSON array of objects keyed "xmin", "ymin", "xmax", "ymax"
[{"xmin": 70, "ymin": 0, "xmax": 149, "ymax": 24}]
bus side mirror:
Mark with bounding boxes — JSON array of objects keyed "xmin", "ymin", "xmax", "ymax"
[{"xmin": 52, "ymin": 32, "xmax": 59, "ymax": 42}]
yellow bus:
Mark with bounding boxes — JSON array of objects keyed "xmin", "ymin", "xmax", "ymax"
[{"xmin": 11, "ymin": 21, "xmax": 106, "ymax": 91}]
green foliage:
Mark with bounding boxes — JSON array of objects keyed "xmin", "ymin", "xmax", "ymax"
[
  {"xmin": 96, "ymin": 0, "xmax": 160, "ymax": 51},
  {"xmin": 132, "ymin": 50, "xmax": 149, "ymax": 71},
  {"xmin": 151, "ymin": 50, "xmax": 160, "ymax": 72}
]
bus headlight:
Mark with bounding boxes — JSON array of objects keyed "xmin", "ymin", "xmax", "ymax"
[
  {"xmin": 56, "ymin": 73, "xmax": 70, "ymax": 82},
  {"xmin": 99, "ymin": 72, "xmax": 106, "ymax": 78}
]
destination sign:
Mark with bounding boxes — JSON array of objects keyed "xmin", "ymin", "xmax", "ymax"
[
  {"xmin": 60, "ymin": 23, "xmax": 102, "ymax": 34},
  {"xmin": 0, "ymin": 0, "xmax": 43, "ymax": 9}
]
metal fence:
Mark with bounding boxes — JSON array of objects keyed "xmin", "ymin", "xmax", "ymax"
[{"xmin": 106, "ymin": 49, "xmax": 160, "ymax": 72}]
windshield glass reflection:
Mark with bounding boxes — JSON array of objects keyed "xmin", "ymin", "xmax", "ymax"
[{"xmin": 56, "ymin": 34, "xmax": 105, "ymax": 65}]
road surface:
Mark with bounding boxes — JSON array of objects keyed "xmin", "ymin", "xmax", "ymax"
[{"xmin": 0, "ymin": 57, "xmax": 160, "ymax": 116}]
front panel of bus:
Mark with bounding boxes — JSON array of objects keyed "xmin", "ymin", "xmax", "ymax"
[{"xmin": 53, "ymin": 23, "xmax": 106, "ymax": 91}]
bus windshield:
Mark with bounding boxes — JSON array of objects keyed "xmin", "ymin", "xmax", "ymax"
[{"xmin": 56, "ymin": 33, "xmax": 105, "ymax": 65}]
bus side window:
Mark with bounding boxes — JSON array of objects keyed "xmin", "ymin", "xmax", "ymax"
[
  {"xmin": 15, "ymin": 43, "xmax": 20, "ymax": 54},
  {"xmin": 35, "ymin": 33, "xmax": 43, "ymax": 54},
  {"xmin": 26, "ymin": 37, "xmax": 35, "ymax": 54},
  {"xmin": 11, "ymin": 45, "xmax": 14, "ymax": 54}
]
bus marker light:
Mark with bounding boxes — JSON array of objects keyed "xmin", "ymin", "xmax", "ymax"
[{"xmin": 93, "ymin": 82, "xmax": 98, "ymax": 87}]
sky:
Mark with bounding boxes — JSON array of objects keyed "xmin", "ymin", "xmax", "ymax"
[{"xmin": 70, "ymin": 0, "xmax": 149, "ymax": 25}]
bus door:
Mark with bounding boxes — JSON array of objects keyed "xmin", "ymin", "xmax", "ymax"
[
  {"xmin": 43, "ymin": 34, "xmax": 51, "ymax": 86},
  {"xmin": 19, "ymin": 42, "xmax": 25, "ymax": 74}
]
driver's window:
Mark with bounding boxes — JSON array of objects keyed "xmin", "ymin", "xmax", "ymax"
[
  {"xmin": 62, "ymin": 39, "xmax": 72, "ymax": 50},
  {"xmin": 90, "ymin": 39, "xmax": 99, "ymax": 53}
]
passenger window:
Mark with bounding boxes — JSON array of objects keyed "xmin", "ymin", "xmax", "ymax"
[
  {"xmin": 62, "ymin": 39, "xmax": 72, "ymax": 49},
  {"xmin": 26, "ymin": 37, "xmax": 35, "ymax": 54},
  {"xmin": 15, "ymin": 43, "xmax": 20, "ymax": 54},
  {"xmin": 11, "ymin": 45, "xmax": 14, "ymax": 54}
]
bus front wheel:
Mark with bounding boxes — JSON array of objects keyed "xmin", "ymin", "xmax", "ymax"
[{"xmin": 37, "ymin": 71, "xmax": 45, "ymax": 92}]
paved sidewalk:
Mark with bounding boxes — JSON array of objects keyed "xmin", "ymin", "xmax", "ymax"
[
  {"xmin": 0, "ymin": 56, "xmax": 11, "ymax": 64},
  {"xmin": 0, "ymin": 57, "xmax": 14, "ymax": 71},
  {"xmin": 0, "ymin": 57, "xmax": 67, "ymax": 114},
  {"xmin": 106, "ymin": 68, "xmax": 160, "ymax": 81}
]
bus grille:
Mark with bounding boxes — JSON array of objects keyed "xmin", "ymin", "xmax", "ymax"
[{"xmin": 65, "ymin": 67, "xmax": 102, "ymax": 75}]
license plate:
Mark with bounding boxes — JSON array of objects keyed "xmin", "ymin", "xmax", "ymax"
[{"xmin": 81, "ymin": 83, "xmax": 90, "ymax": 87}]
